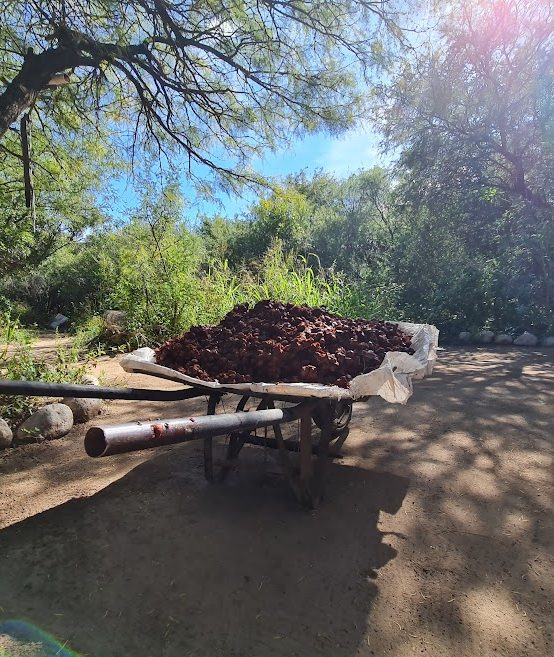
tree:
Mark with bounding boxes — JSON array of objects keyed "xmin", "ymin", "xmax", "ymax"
[
  {"xmin": 209, "ymin": 168, "xmax": 399, "ymax": 276},
  {"xmin": 0, "ymin": 118, "xmax": 116, "ymax": 275},
  {"xmin": 378, "ymin": 0, "xmax": 554, "ymax": 326},
  {"xmin": 294, "ymin": 167, "xmax": 398, "ymax": 275},
  {"xmin": 0, "ymin": 0, "xmax": 403, "ymax": 183}
]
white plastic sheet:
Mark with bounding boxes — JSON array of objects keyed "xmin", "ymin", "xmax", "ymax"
[{"xmin": 120, "ymin": 321, "xmax": 439, "ymax": 404}]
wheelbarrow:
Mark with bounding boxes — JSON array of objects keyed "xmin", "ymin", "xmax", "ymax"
[
  {"xmin": 0, "ymin": 378, "xmax": 353, "ymax": 508},
  {"xmin": 0, "ymin": 321, "xmax": 437, "ymax": 507}
]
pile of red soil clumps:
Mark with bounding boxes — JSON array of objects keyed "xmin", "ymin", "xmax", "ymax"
[{"xmin": 155, "ymin": 300, "xmax": 414, "ymax": 388}]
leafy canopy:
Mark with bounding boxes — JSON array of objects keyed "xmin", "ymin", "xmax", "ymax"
[{"xmin": 0, "ymin": 0, "xmax": 403, "ymax": 185}]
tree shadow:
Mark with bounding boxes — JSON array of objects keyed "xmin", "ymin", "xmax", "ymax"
[
  {"xmin": 1, "ymin": 346, "xmax": 552, "ymax": 656},
  {"xmin": 0, "ymin": 444, "xmax": 409, "ymax": 657},
  {"xmin": 341, "ymin": 346, "xmax": 553, "ymax": 654},
  {"xmin": 0, "ymin": 395, "xmax": 214, "ymax": 529}
]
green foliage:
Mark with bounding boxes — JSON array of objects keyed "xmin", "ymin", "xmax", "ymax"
[
  {"xmin": 101, "ymin": 184, "xmax": 205, "ymax": 342},
  {"xmin": 297, "ymin": 168, "xmax": 398, "ymax": 278},
  {"xmin": 241, "ymin": 241, "xmax": 346, "ymax": 312},
  {"xmin": 0, "ymin": 314, "xmax": 88, "ymax": 426},
  {"xmin": 0, "ymin": 0, "xmax": 403, "ymax": 189},
  {"xmin": 0, "ymin": 112, "xmax": 118, "ymax": 275},
  {"xmin": 1, "ymin": 1, "xmax": 551, "ymax": 343},
  {"xmin": 378, "ymin": 0, "xmax": 554, "ymax": 331},
  {"xmin": 0, "ymin": 243, "xmax": 110, "ymax": 325}
]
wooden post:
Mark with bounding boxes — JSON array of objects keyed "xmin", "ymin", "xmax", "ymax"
[
  {"xmin": 266, "ymin": 399, "xmax": 301, "ymax": 501},
  {"xmin": 299, "ymin": 414, "xmax": 314, "ymax": 483}
]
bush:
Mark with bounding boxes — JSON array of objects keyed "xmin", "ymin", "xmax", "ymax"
[
  {"xmin": 243, "ymin": 241, "xmax": 347, "ymax": 311},
  {"xmin": 0, "ymin": 313, "xmax": 89, "ymax": 427}
]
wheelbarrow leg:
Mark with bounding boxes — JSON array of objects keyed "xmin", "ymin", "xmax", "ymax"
[
  {"xmin": 265, "ymin": 400, "xmax": 302, "ymax": 502},
  {"xmin": 299, "ymin": 404, "xmax": 333, "ymax": 509},
  {"xmin": 313, "ymin": 417, "xmax": 333, "ymax": 503},
  {"xmin": 203, "ymin": 393, "xmax": 220, "ymax": 482},
  {"xmin": 218, "ymin": 397, "xmax": 266, "ymax": 482},
  {"xmin": 298, "ymin": 413, "xmax": 315, "ymax": 507}
]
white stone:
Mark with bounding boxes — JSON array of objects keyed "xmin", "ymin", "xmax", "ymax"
[
  {"xmin": 458, "ymin": 331, "xmax": 472, "ymax": 343},
  {"xmin": 478, "ymin": 330, "xmax": 495, "ymax": 343},
  {"xmin": 513, "ymin": 331, "xmax": 538, "ymax": 346},
  {"xmin": 16, "ymin": 403, "xmax": 73, "ymax": 443},
  {"xmin": 81, "ymin": 374, "xmax": 100, "ymax": 386},
  {"xmin": 495, "ymin": 334, "xmax": 513, "ymax": 345},
  {"xmin": 0, "ymin": 419, "xmax": 13, "ymax": 448},
  {"xmin": 131, "ymin": 347, "xmax": 156, "ymax": 362},
  {"xmin": 62, "ymin": 397, "xmax": 103, "ymax": 423},
  {"xmin": 541, "ymin": 336, "xmax": 554, "ymax": 347},
  {"xmin": 49, "ymin": 313, "xmax": 69, "ymax": 329}
]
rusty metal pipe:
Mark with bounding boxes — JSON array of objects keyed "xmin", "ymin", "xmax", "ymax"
[{"xmin": 85, "ymin": 403, "xmax": 313, "ymax": 457}]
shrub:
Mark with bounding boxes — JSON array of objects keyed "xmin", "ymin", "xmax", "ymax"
[{"xmin": 0, "ymin": 313, "xmax": 89, "ymax": 427}]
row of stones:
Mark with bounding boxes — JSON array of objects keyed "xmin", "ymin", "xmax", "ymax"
[
  {"xmin": 0, "ymin": 375, "xmax": 103, "ymax": 449},
  {"xmin": 458, "ymin": 331, "xmax": 554, "ymax": 347}
]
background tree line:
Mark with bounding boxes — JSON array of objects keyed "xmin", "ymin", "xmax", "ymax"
[{"xmin": 0, "ymin": 0, "xmax": 552, "ymax": 344}]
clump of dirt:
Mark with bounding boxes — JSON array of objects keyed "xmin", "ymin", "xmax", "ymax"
[{"xmin": 155, "ymin": 300, "xmax": 414, "ymax": 387}]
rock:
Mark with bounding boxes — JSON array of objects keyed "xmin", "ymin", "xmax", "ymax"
[
  {"xmin": 81, "ymin": 374, "xmax": 100, "ymax": 386},
  {"xmin": 495, "ymin": 334, "xmax": 513, "ymax": 345},
  {"xmin": 458, "ymin": 331, "xmax": 472, "ymax": 343},
  {"xmin": 62, "ymin": 397, "xmax": 103, "ymax": 423},
  {"xmin": 513, "ymin": 331, "xmax": 538, "ymax": 346},
  {"xmin": 16, "ymin": 403, "xmax": 73, "ymax": 443},
  {"xmin": 478, "ymin": 330, "xmax": 495, "ymax": 343},
  {"xmin": 541, "ymin": 336, "xmax": 554, "ymax": 347},
  {"xmin": 49, "ymin": 313, "xmax": 69, "ymax": 329},
  {"xmin": 103, "ymin": 310, "xmax": 127, "ymax": 330},
  {"xmin": 0, "ymin": 419, "xmax": 13, "ymax": 448},
  {"xmin": 128, "ymin": 347, "xmax": 156, "ymax": 362}
]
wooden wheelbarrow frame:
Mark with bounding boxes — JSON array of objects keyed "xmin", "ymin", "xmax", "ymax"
[{"xmin": 0, "ymin": 379, "xmax": 353, "ymax": 508}]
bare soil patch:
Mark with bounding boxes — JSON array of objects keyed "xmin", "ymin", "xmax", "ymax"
[{"xmin": 0, "ymin": 347, "xmax": 552, "ymax": 657}]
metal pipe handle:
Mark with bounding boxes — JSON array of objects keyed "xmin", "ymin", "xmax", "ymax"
[
  {"xmin": 0, "ymin": 379, "xmax": 207, "ymax": 401},
  {"xmin": 85, "ymin": 401, "xmax": 313, "ymax": 457}
]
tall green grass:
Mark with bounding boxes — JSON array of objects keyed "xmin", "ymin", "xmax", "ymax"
[
  {"xmin": 247, "ymin": 244, "xmax": 344, "ymax": 309},
  {"xmin": 73, "ymin": 239, "xmax": 354, "ymax": 347}
]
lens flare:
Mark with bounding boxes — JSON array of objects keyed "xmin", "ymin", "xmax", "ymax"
[{"xmin": 0, "ymin": 619, "xmax": 82, "ymax": 657}]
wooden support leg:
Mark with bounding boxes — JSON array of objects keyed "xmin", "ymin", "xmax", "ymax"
[
  {"xmin": 298, "ymin": 413, "xmax": 316, "ymax": 507},
  {"xmin": 217, "ymin": 396, "xmax": 265, "ymax": 482},
  {"xmin": 203, "ymin": 394, "xmax": 219, "ymax": 482},
  {"xmin": 217, "ymin": 432, "xmax": 248, "ymax": 482},
  {"xmin": 313, "ymin": 420, "xmax": 333, "ymax": 503},
  {"xmin": 299, "ymin": 414, "xmax": 314, "ymax": 482},
  {"xmin": 266, "ymin": 399, "xmax": 302, "ymax": 502},
  {"xmin": 301, "ymin": 403, "xmax": 333, "ymax": 509},
  {"xmin": 329, "ymin": 427, "xmax": 349, "ymax": 456}
]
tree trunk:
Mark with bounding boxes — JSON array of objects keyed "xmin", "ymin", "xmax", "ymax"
[{"xmin": 0, "ymin": 47, "xmax": 82, "ymax": 139}]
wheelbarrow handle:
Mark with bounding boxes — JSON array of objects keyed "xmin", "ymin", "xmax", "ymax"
[
  {"xmin": 84, "ymin": 400, "xmax": 316, "ymax": 457},
  {"xmin": 0, "ymin": 379, "xmax": 208, "ymax": 402}
]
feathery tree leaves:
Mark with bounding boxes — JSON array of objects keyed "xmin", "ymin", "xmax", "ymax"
[
  {"xmin": 378, "ymin": 0, "xmax": 554, "ymax": 320},
  {"xmin": 0, "ymin": 0, "xmax": 403, "ymax": 183}
]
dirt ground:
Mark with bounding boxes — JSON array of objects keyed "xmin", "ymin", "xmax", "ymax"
[{"xmin": 0, "ymin": 346, "xmax": 552, "ymax": 657}]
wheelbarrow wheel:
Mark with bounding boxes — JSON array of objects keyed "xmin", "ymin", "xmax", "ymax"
[{"xmin": 312, "ymin": 399, "xmax": 353, "ymax": 439}]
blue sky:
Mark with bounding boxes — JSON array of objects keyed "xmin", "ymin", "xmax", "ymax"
[{"xmin": 113, "ymin": 123, "xmax": 389, "ymax": 223}]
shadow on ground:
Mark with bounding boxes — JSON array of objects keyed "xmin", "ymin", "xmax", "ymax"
[
  {"xmin": 0, "ymin": 347, "xmax": 552, "ymax": 657},
  {"xmin": 0, "ymin": 446, "xmax": 408, "ymax": 657},
  {"xmin": 340, "ymin": 347, "xmax": 553, "ymax": 655}
]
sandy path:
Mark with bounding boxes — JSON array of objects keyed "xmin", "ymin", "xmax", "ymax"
[
  {"xmin": 2, "ymin": 331, "xmax": 74, "ymax": 360},
  {"xmin": 0, "ymin": 347, "xmax": 552, "ymax": 657}
]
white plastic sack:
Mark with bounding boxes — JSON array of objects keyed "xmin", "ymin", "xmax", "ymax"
[{"xmin": 120, "ymin": 321, "xmax": 439, "ymax": 405}]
